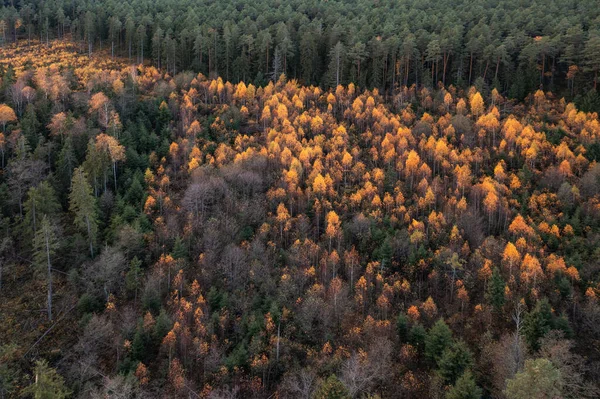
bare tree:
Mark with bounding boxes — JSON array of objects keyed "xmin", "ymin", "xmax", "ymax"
[
  {"xmin": 280, "ymin": 369, "xmax": 316, "ymax": 399},
  {"xmin": 341, "ymin": 338, "xmax": 393, "ymax": 398}
]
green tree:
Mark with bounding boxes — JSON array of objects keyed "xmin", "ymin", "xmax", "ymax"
[
  {"xmin": 523, "ymin": 299, "xmax": 553, "ymax": 351},
  {"xmin": 583, "ymin": 31, "xmax": 600, "ymax": 90},
  {"xmin": 437, "ymin": 340, "xmax": 474, "ymax": 385},
  {"xmin": 486, "ymin": 267, "xmax": 505, "ymax": 312},
  {"xmin": 505, "ymin": 358, "xmax": 562, "ymax": 399},
  {"xmin": 446, "ymin": 371, "xmax": 482, "ymax": 399},
  {"xmin": 397, "ymin": 313, "xmax": 409, "ymax": 342},
  {"xmin": 22, "ymin": 359, "xmax": 71, "ymax": 399},
  {"xmin": 125, "ymin": 256, "xmax": 143, "ymax": 302},
  {"xmin": 69, "ymin": 167, "xmax": 98, "ymax": 258},
  {"xmin": 24, "ymin": 181, "xmax": 60, "ymax": 235},
  {"xmin": 426, "ymin": 319, "xmax": 453, "ymax": 364},
  {"xmin": 0, "ymin": 344, "xmax": 21, "ymax": 399},
  {"xmin": 314, "ymin": 375, "xmax": 351, "ymax": 399},
  {"xmin": 326, "ymin": 41, "xmax": 345, "ymax": 87},
  {"xmin": 33, "ymin": 215, "xmax": 59, "ymax": 321}
]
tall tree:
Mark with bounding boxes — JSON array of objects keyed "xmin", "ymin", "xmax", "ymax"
[
  {"xmin": 69, "ymin": 167, "xmax": 98, "ymax": 258},
  {"xmin": 33, "ymin": 215, "xmax": 59, "ymax": 321},
  {"xmin": 21, "ymin": 360, "xmax": 70, "ymax": 399}
]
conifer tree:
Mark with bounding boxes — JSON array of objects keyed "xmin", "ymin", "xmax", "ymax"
[{"xmin": 69, "ymin": 167, "xmax": 98, "ymax": 258}]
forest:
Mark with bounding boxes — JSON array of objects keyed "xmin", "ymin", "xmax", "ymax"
[
  {"xmin": 0, "ymin": 1, "xmax": 600, "ymax": 399},
  {"xmin": 1, "ymin": 0, "xmax": 600, "ymax": 102}
]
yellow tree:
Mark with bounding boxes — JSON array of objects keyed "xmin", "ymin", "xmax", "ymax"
[
  {"xmin": 276, "ymin": 202, "xmax": 290, "ymax": 242},
  {"xmin": 502, "ymin": 242, "xmax": 521, "ymax": 277},
  {"xmin": 96, "ymin": 133, "xmax": 126, "ymax": 191},
  {"xmin": 470, "ymin": 91, "xmax": 484, "ymax": 117},
  {"xmin": 325, "ymin": 210, "xmax": 341, "ymax": 252},
  {"xmin": 0, "ymin": 104, "xmax": 17, "ymax": 132},
  {"xmin": 89, "ymin": 92, "xmax": 111, "ymax": 128}
]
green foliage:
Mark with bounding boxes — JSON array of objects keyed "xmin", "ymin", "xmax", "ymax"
[
  {"xmin": 437, "ymin": 340, "xmax": 475, "ymax": 385},
  {"xmin": 523, "ymin": 299, "xmax": 553, "ymax": 351},
  {"xmin": 505, "ymin": 358, "xmax": 562, "ymax": 399},
  {"xmin": 125, "ymin": 256, "xmax": 143, "ymax": 298},
  {"xmin": 523, "ymin": 299, "xmax": 572, "ymax": 351},
  {"xmin": 0, "ymin": 344, "xmax": 21, "ymax": 399},
  {"xmin": 172, "ymin": 236, "xmax": 187, "ymax": 260},
  {"xmin": 69, "ymin": 167, "xmax": 98, "ymax": 258},
  {"xmin": 486, "ymin": 267, "xmax": 505, "ymax": 312},
  {"xmin": 77, "ymin": 293, "xmax": 103, "ymax": 315},
  {"xmin": 397, "ymin": 312, "xmax": 409, "ymax": 342},
  {"xmin": 446, "ymin": 371, "xmax": 482, "ymax": 399},
  {"xmin": 409, "ymin": 323, "xmax": 427, "ymax": 351},
  {"xmin": 314, "ymin": 375, "xmax": 351, "ymax": 399},
  {"xmin": 426, "ymin": 319, "xmax": 453, "ymax": 363},
  {"xmin": 21, "ymin": 359, "xmax": 71, "ymax": 399}
]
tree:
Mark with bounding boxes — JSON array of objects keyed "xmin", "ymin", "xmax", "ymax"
[
  {"xmin": 470, "ymin": 92, "xmax": 484, "ymax": 118},
  {"xmin": 438, "ymin": 340, "xmax": 474, "ymax": 385},
  {"xmin": 22, "ymin": 359, "xmax": 71, "ymax": 399},
  {"xmin": 426, "ymin": 319, "xmax": 453, "ymax": 363},
  {"xmin": 69, "ymin": 167, "xmax": 98, "ymax": 258},
  {"xmin": 0, "ymin": 104, "xmax": 17, "ymax": 132},
  {"xmin": 326, "ymin": 41, "xmax": 345, "ymax": 87},
  {"xmin": 95, "ymin": 133, "xmax": 126, "ymax": 191},
  {"xmin": 502, "ymin": 242, "xmax": 520, "ymax": 277},
  {"xmin": 583, "ymin": 32, "xmax": 600, "ymax": 90},
  {"xmin": 486, "ymin": 267, "xmax": 505, "ymax": 312},
  {"xmin": 24, "ymin": 181, "xmax": 60, "ymax": 235},
  {"xmin": 505, "ymin": 358, "xmax": 562, "ymax": 399},
  {"xmin": 325, "ymin": 210, "xmax": 341, "ymax": 252},
  {"xmin": 446, "ymin": 371, "xmax": 482, "ymax": 399},
  {"xmin": 125, "ymin": 257, "xmax": 143, "ymax": 303},
  {"xmin": 33, "ymin": 215, "xmax": 59, "ymax": 321},
  {"xmin": 523, "ymin": 299, "xmax": 553, "ymax": 351},
  {"xmin": 314, "ymin": 375, "xmax": 351, "ymax": 399}
]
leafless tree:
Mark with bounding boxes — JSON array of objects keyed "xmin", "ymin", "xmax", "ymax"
[
  {"xmin": 280, "ymin": 369, "xmax": 316, "ymax": 399},
  {"xmin": 340, "ymin": 338, "xmax": 393, "ymax": 398}
]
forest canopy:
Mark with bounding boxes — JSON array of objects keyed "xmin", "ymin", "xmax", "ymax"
[
  {"xmin": 1, "ymin": 0, "xmax": 600, "ymax": 100},
  {"xmin": 1, "ymin": 0, "xmax": 600, "ymax": 398}
]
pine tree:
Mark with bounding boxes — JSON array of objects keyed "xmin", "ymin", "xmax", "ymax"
[
  {"xmin": 314, "ymin": 375, "xmax": 351, "ymax": 399},
  {"xmin": 426, "ymin": 319, "xmax": 453, "ymax": 364},
  {"xmin": 24, "ymin": 181, "xmax": 60, "ymax": 235},
  {"xmin": 69, "ymin": 167, "xmax": 98, "ymax": 258},
  {"xmin": 22, "ymin": 359, "xmax": 71, "ymax": 399},
  {"xmin": 523, "ymin": 299, "xmax": 553, "ymax": 350},
  {"xmin": 486, "ymin": 267, "xmax": 505, "ymax": 312},
  {"xmin": 33, "ymin": 215, "xmax": 59, "ymax": 321},
  {"xmin": 437, "ymin": 340, "xmax": 474, "ymax": 385},
  {"xmin": 125, "ymin": 257, "xmax": 143, "ymax": 303},
  {"xmin": 446, "ymin": 371, "xmax": 482, "ymax": 399}
]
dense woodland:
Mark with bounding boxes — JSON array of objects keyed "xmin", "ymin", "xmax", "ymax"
[
  {"xmin": 1, "ymin": 0, "xmax": 600, "ymax": 100},
  {"xmin": 0, "ymin": 14, "xmax": 600, "ymax": 399}
]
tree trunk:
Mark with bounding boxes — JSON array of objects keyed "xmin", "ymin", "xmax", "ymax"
[
  {"xmin": 45, "ymin": 232, "xmax": 53, "ymax": 321},
  {"xmin": 86, "ymin": 215, "xmax": 94, "ymax": 258},
  {"xmin": 443, "ymin": 53, "xmax": 449, "ymax": 85},
  {"xmin": 469, "ymin": 52, "xmax": 473, "ymax": 85}
]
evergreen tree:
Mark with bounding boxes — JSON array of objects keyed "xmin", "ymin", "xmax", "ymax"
[
  {"xmin": 446, "ymin": 371, "xmax": 482, "ymax": 399},
  {"xmin": 21, "ymin": 359, "xmax": 71, "ymax": 399},
  {"xmin": 426, "ymin": 319, "xmax": 453, "ymax": 364},
  {"xmin": 33, "ymin": 215, "xmax": 59, "ymax": 321},
  {"xmin": 24, "ymin": 181, "xmax": 60, "ymax": 235},
  {"xmin": 437, "ymin": 340, "xmax": 475, "ymax": 385},
  {"xmin": 69, "ymin": 167, "xmax": 98, "ymax": 258},
  {"xmin": 125, "ymin": 256, "xmax": 143, "ymax": 302},
  {"xmin": 314, "ymin": 375, "xmax": 351, "ymax": 399},
  {"xmin": 523, "ymin": 299, "xmax": 553, "ymax": 351},
  {"xmin": 486, "ymin": 267, "xmax": 505, "ymax": 312}
]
